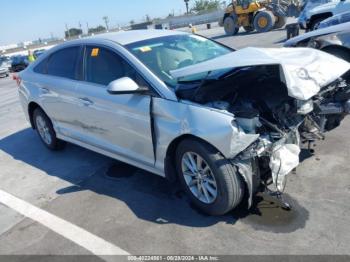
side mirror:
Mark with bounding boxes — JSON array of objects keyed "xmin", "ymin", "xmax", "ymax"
[{"xmin": 107, "ymin": 77, "xmax": 149, "ymax": 95}]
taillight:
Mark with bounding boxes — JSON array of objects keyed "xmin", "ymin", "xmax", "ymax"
[{"xmin": 13, "ymin": 74, "xmax": 21, "ymax": 86}]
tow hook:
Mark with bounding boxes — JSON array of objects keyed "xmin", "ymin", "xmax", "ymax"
[
  {"xmin": 276, "ymin": 192, "xmax": 292, "ymax": 211},
  {"xmin": 265, "ymin": 190, "xmax": 292, "ymax": 211},
  {"xmin": 262, "ymin": 179, "xmax": 293, "ymax": 211}
]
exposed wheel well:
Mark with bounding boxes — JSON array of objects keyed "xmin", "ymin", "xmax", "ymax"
[
  {"xmin": 164, "ymin": 134, "xmax": 223, "ymax": 182},
  {"xmin": 309, "ymin": 12, "xmax": 332, "ymax": 26},
  {"xmin": 28, "ymin": 102, "xmax": 41, "ymax": 129}
]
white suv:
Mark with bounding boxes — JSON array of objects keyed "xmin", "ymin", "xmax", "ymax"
[{"xmin": 299, "ymin": 0, "xmax": 350, "ymax": 30}]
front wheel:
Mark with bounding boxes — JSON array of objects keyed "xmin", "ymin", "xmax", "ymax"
[
  {"xmin": 253, "ymin": 11, "xmax": 275, "ymax": 33},
  {"xmin": 33, "ymin": 108, "xmax": 66, "ymax": 150},
  {"xmin": 175, "ymin": 139, "xmax": 244, "ymax": 215}
]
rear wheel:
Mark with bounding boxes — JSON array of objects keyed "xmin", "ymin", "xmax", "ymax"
[
  {"xmin": 254, "ymin": 11, "xmax": 275, "ymax": 33},
  {"xmin": 176, "ymin": 139, "xmax": 244, "ymax": 215},
  {"xmin": 224, "ymin": 16, "xmax": 239, "ymax": 35},
  {"xmin": 274, "ymin": 15, "xmax": 287, "ymax": 29},
  {"xmin": 33, "ymin": 108, "xmax": 66, "ymax": 150}
]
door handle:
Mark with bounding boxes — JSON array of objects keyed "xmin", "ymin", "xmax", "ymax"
[
  {"xmin": 79, "ymin": 97, "xmax": 94, "ymax": 106},
  {"xmin": 40, "ymin": 87, "xmax": 50, "ymax": 94}
]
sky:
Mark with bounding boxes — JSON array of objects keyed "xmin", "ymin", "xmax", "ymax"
[{"xmin": 0, "ymin": 0, "xmax": 187, "ymax": 45}]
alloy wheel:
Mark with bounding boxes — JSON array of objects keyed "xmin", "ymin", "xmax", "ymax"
[
  {"xmin": 36, "ymin": 115, "xmax": 52, "ymax": 145},
  {"xmin": 181, "ymin": 152, "xmax": 218, "ymax": 204}
]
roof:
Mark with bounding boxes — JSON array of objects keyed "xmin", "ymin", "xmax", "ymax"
[{"xmin": 90, "ymin": 29, "xmax": 187, "ymax": 45}]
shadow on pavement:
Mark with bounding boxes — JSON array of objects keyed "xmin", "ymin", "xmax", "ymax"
[{"xmin": 0, "ymin": 128, "xmax": 308, "ymax": 232}]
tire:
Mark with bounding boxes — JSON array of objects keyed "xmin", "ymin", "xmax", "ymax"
[
  {"xmin": 253, "ymin": 11, "xmax": 275, "ymax": 33},
  {"xmin": 224, "ymin": 16, "xmax": 239, "ymax": 35},
  {"xmin": 274, "ymin": 15, "xmax": 287, "ymax": 29},
  {"xmin": 243, "ymin": 25, "xmax": 254, "ymax": 32},
  {"xmin": 323, "ymin": 47, "xmax": 350, "ymax": 63},
  {"xmin": 33, "ymin": 108, "xmax": 66, "ymax": 150},
  {"xmin": 175, "ymin": 139, "xmax": 244, "ymax": 215}
]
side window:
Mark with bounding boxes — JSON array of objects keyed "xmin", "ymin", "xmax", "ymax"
[
  {"xmin": 85, "ymin": 46, "xmax": 149, "ymax": 88},
  {"xmin": 47, "ymin": 46, "xmax": 80, "ymax": 79},
  {"xmin": 33, "ymin": 57, "xmax": 49, "ymax": 74},
  {"xmin": 340, "ymin": 12, "xmax": 350, "ymax": 23}
]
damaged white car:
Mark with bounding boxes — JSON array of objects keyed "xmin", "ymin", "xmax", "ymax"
[{"xmin": 18, "ymin": 30, "xmax": 350, "ymax": 215}]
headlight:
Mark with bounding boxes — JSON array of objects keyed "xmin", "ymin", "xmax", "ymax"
[{"xmin": 297, "ymin": 99, "xmax": 314, "ymax": 115}]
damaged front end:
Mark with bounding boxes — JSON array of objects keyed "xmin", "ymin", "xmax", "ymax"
[
  {"xmin": 171, "ymin": 47, "xmax": 350, "ymax": 208},
  {"xmin": 300, "ymin": 70, "xmax": 350, "ymax": 144}
]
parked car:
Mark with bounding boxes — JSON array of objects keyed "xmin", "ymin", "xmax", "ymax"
[
  {"xmin": 318, "ymin": 10, "xmax": 350, "ymax": 28},
  {"xmin": 17, "ymin": 30, "xmax": 350, "ymax": 215},
  {"xmin": 10, "ymin": 55, "xmax": 29, "ymax": 72},
  {"xmin": 284, "ymin": 22, "xmax": 350, "ymax": 61},
  {"xmin": 0, "ymin": 55, "xmax": 11, "ymax": 68},
  {"xmin": 298, "ymin": 0, "xmax": 350, "ymax": 30},
  {"xmin": 0, "ymin": 62, "xmax": 9, "ymax": 78}
]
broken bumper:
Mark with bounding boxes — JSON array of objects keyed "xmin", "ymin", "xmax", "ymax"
[
  {"xmin": 233, "ymin": 129, "xmax": 300, "ymax": 208},
  {"xmin": 318, "ymin": 99, "xmax": 350, "ymax": 115}
]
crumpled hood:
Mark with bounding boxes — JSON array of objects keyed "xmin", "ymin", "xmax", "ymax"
[{"xmin": 170, "ymin": 47, "xmax": 350, "ymax": 100}]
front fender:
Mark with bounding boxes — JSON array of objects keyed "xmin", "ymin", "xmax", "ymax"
[{"xmin": 153, "ymin": 98, "xmax": 259, "ymax": 171}]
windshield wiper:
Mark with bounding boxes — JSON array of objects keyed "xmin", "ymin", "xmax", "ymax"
[{"xmin": 192, "ymin": 71, "xmax": 214, "ymax": 98}]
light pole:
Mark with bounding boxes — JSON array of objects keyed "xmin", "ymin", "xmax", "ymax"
[
  {"xmin": 184, "ymin": 0, "xmax": 190, "ymax": 14},
  {"xmin": 65, "ymin": 23, "xmax": 70, "ymax": 38}
]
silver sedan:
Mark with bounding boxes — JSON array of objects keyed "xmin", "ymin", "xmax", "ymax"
[{"xmin": 18, "ymin": 30, "xmax": 350, "ymax": 215}]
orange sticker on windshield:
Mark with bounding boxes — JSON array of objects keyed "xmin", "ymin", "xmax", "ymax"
[
  {"xmin": 139, "ymin": 46, "xmax": 152, "ymax": 52},
  {"xmin": 91, "ymin": 48, "xmax": 99, "ymax": 57}
]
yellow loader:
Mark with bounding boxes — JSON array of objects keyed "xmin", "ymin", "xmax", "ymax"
[{"xmin": 220, "ymin": 0, "xmax": 299, "ymax": 35}]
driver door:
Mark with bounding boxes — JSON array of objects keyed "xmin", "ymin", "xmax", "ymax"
[{"xmin": 74, "ymin": 45, "xmax": 155, "ymax": 166}]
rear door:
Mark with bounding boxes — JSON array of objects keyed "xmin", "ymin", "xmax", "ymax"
[
  {"xmin": 36, "ymin": 45, "xmax": 84, "ymax": 138},
  {"xmin": 74, "ymin": 45, "xmax": 155, "ymax": 166}
]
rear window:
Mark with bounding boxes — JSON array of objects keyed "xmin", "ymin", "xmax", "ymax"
[
  {"xmin": 33, "ymin": 57, "xmax": 49, "ymax": 74},
  {"xmin": 47, "ymin": 46, "xmax": 80, "ymax": 79}
]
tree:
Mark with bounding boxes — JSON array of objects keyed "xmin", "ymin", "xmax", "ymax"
[
  {"xmin": 191, "ymin": 0, "xmax": 221, "ymax": 13},
  {"xmin": 130, "ymin": 20, "xmax": 135, "ymax": 25},
  {"xmin": 88, "ymin": 25, "xmax": 106, "ymax": 34},
  {"xmin": 64, "ymin": 28, "xmax": 82, "ymax": 38}
]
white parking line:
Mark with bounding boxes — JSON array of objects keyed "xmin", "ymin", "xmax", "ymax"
[{"xmin": 0, "ymin": 189, "xmax": 130, "ymax": 255}]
